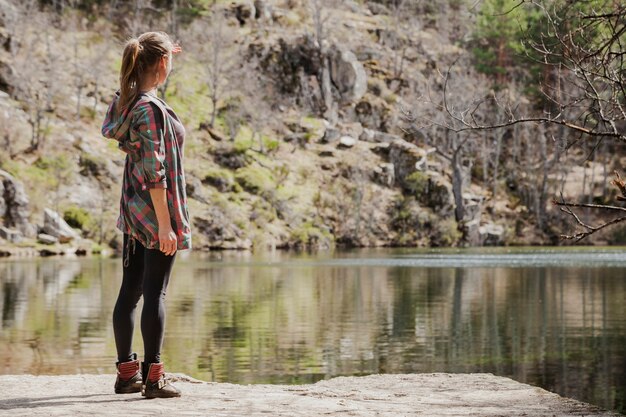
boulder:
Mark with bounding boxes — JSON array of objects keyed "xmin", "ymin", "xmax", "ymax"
[
  {"xmin": 38, "ymin": 233, "xmax": 59, "ymax": 245},
  {"xmin": 479, "ymin": 223, "xmax": 505, "ymax": 246},
  {"xmin": 0, "ymin": 226, "xmax": 22, "ymax": 243},
  {"xmin": 329, "ymin": 47, "xmax": 367, "ymax": 103},
  {"xmin": 421, "ymin": 171, "xmax": 454, "ymax": 211},
  {"xmin": 354, "ymin": 95, "xmax": 393, "ymax": 130},
  {"xmin": 0, "ymin": 169, "xmax": 36, "ymax": 238},
  {"xmin": 320, "ymin": 128, "xmax": 341, "ymax": 144},
  {"xmin": 337, "ymin": 136, "xmax": 357, "ymax": 149},
  {"xmin": 388, "ymin": 140, "xmax": 430, "ymax": 187},
  {"xmin": 193, "ymin": 210, "xmax": 252, "ymax": 250},
  {"xmin": 463, "ymin": 193, "xmax": 484, "ymax": 223},
  {"xmin": 42, "ymin": 208, "xmax": 81, "ymax": 243},
  {"xmin": 359, "ymin": 128, "xmax": 400, "ymax": 143},
  {"xmin": 186, "ymin": 177, "xmax": 211, "ymax": 204},
  {"xmin": 374, "ymin": 163, "xmax": 395, "ymax": 187}
]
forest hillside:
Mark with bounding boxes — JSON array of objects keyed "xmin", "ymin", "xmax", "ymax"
[{"xmin": 0, "ymin": 0, "xmax": 623, "ymax": 254}]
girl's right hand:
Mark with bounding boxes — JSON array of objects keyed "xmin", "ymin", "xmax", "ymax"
[{"xmin": 158, "ymin": 226, "xmax": 177, "ymax": 256}]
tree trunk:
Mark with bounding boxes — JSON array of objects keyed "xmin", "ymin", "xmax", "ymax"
[
  {"xmin": 320, "ymin": 54, "xmax": 334, "ymax": 121},
  {"xmin": 452, "ymin": 146, "xmax": 465, "ymax": 223},
  {"xmin": 492, "ymin": 131, "xmax": 502, "ymax": 197}
]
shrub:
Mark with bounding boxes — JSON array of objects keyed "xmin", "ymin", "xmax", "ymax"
[
  {"xmin": 404, "ymin": 171, "xmax": 429, "ymax": 196},
  {"xmin": 431, "ymin": 218, "xmax": 461, "ymax": 247},
  {"xmin": 64, "ymin": 206, "xmax": 92, "ymax": 230}
]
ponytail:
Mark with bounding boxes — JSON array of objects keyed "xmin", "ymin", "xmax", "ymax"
[
  {"xmin": 117, "ymin": 32, "xmax": 174, "ymax": 113},
  {"xmin": 118, "ymin": 39, "xmax": 143, "ymax": 112}
]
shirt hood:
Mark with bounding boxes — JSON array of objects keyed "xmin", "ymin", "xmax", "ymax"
[{"xmin": 101, "ymin": 90, "xmax": 140, "ymax": 156}]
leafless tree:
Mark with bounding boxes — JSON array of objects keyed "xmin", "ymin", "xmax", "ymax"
[
  {"xmin": 414, "ymin": 1, "xmax": 626, "ymax": 241},
  {"xmin": 308, "ymin": 0, "xmax": 335, "ymax": 121},
  {"xmin": 9, "ymin": 2, "xmax": 56, "ymax": 152},
  {"xmin": 197, "ymin": 9, "xmax": 234, "ymax": 129}
]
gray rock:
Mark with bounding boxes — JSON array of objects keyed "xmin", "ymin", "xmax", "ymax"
[
  {"xmin": 337, "ymin": 136, "xmax": 357, "ymax": 148},
  {"xmin": 253, "ymin": 0, "xmax": 270, "ymax": 19},
  {"xmin": 463, "ymin": 193, "xmax": 484, "ymax": 223},
  {"xmin": 0, "ymin": 226, "xmax": 22, "ymax": 243},
  {"xmin": 368, "ymin": 2, "xmax": 391, "ymax": 15},
  {"xmin": 354, "ymin": 96, "xmax": 391, "ymax": 130},
  {"xmin": 388, "ymin": 140, "xmax": 430, "ymax": 187},
  {"xmin": 479, "ymin": 223, "xmax": 505, "ymax": 246},
  {"xmin": 329, "ymin": 47, "xmax": 367, "ymax": 103},
  {"xmin": 374, "ymin": 163, "xmax": 395, "ymax": 187},
  {"xmin": 0, "ymin": 169, "xmax": 36, "ymax": 238},
  {"xmin": 38, "ymin": 233, "xmax": 59, "ymax": 245},
  {"xmin": 186, "ymin": 177, "xmax": 212, "ymax": 203},
  {"xmin": 229, "ymin": 1, "xmax": 256, "ymax": 26},
  {"xmin": 42, "ymin": 208, "xmax": 81, "ymax": 243},
  {"xmin": 421, "ymin": 171, "xmax": 454, "ymax": 211},
  {"xmin": 320, "ymin": 128, "xmax": 341, "ymax": 144},
  {"xmin": 359, "ymin": 128, "xmax": 400, "ymax": 143},
  {"xmin": 193, "ymin": 210, "xmax": 252, "ymax": 250}
]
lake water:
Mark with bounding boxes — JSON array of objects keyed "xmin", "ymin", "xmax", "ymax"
[{"xmin": 0, "ymin": 247, "xmax": 624, "ymax": 414}]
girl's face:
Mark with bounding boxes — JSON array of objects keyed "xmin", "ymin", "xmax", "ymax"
[
  {"xmin": 165, "ymin": 52, "xmax": 172, "ymax": 77},
  {"xmin": 156, "ymin": 52, "xmax": 172, "ymax": 86}
]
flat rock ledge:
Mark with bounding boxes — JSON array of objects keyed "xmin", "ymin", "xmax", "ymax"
[{"xmin": 0, "ymin": 373, "xmax": 618, "ymax": 417}]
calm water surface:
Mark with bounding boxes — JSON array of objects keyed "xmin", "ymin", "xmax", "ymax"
[{"xmin": 0, "ymin": 247, "xmax": 624, "ymax": 414}]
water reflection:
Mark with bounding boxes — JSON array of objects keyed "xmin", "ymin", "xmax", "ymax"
[{"xmin": 0, "ymin": 249, "xmax": 624, "ymax": 413}]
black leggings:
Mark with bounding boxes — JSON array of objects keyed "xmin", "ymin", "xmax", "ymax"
[{"xmin": 113, "ymin": 233, "xmax": 176, "ymax": 364}]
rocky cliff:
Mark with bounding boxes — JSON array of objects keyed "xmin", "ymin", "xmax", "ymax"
[{"xmin": 0, "ymin": 0, "xmax": 618, "ymax": 254}]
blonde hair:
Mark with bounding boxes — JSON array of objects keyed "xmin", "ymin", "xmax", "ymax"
[{"xmin": 118, "ymin": 31, "xmax": 174, "ymax": 112}]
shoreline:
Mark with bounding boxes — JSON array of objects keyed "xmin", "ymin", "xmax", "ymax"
[{"xmin": 0, "ymin": 373, "xmax": 618, "ymax": 416}]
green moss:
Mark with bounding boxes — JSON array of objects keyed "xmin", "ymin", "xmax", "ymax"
[
  {"xmin": 404, "ymin": 171, "xmax": 429, "ymax": 195},
  {"xmin": 234, "ymin": 125, "xmax": 255, "ymax": 153},
  {"xmin": 3, "ymin": 159, "xmax": 53, "ymax": 187},
  {"xmin": 63, "ymin": 206, "xmax": 92, "ymax": 230},
  {"xmin": 234, "ymin": 165, "xmax": 275, "ymax": 195},
  {"xmin": 261, "ymin": 134, "xmax": 280, "ymax": 153},
  {"xmin": 431, "ymin": 218, "xmax": 461, "ymax": 247}
]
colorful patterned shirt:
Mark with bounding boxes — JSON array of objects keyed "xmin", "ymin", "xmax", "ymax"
[{"xmin": 101, "ymin": 91, "xmax": 192, "ymax": 251}]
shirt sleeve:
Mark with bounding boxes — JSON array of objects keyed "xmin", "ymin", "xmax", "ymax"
[{"xmin": 132, "ymin": 103, "xmax": 168, "ymax": 190}]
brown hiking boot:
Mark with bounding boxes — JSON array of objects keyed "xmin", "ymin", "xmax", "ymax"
[
  {"xmin": 142, "ymin": 362, "xmax": 181, "ymax": 399},
  {"xmin": 114, "ymin": 353, "xmax": 142, "ymax": 394}
]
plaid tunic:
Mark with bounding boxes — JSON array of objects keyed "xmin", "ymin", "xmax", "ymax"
[{"xmin": 102, "ymin": 91, "xmax": 192, "ymax": 251}]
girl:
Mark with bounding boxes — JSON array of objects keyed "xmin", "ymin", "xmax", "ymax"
[{"xmin": 101, "ymin": 31, "xmax": 191, "ymax": 399}]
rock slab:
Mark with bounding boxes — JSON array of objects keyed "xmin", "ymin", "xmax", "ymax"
[{"xmin": 0, "ymin": 373, "xmax": 617, "ymax": 417}]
